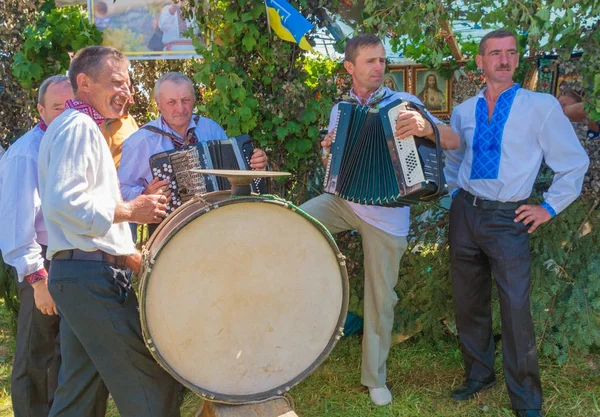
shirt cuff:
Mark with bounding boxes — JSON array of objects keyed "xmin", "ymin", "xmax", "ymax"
[
  {"xmin": 540, "ymin": 201, "xmax": 556, "ymax": 218},
  {"xmin": 25, "ymin": 268, "xmax": 48, "ymax": 285}
]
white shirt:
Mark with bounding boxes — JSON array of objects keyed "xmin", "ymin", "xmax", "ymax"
[
  {"xmin": 0, "ymin": 145, "xmax": 5, "ymax": 160},
  {"xmin": 445, "ymin": 85, "xmax": 589, "ymax": 216},
  {"xmin": 327, "ymin": 87, "xmax": 440, "ymax": 237},
  {"xmin": 0, "ymin": 126, "xmax": 47, "ymax": 280},
  {"xmin": 158, "ymin": 5, "xmax": 193, "ymax": 45},
  {"xmin": 38, "ymin": 109, "xmax": 136, "ymax": 260},
  {"xmin": 118, "ymin": 115, "xmax": 227, "ymax": 201}
]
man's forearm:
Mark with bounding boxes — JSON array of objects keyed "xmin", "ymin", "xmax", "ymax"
[
  {"xmin": 428, "ymin": 124, "xmax": 460, "ymax": 150},
  {"xmin": 113, "ymin": 201, "xmax": 132, "ymax": 224}
]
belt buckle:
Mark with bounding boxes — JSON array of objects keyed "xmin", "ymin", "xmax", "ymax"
[{"xmin": 472, "ymin": 195, "xmax": 478, "ymax": 207}]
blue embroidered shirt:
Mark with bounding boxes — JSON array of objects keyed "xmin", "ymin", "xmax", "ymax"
[{"xmin": 445, "ymin": 85, "xmax": 589, "ymax": 216}]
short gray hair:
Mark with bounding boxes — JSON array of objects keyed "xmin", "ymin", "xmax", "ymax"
[
  {"xmin": 154, "ymin": 72, "xmax": 195, "ymax": 104},
  {"xmin": 38, "ymin": 75, "xmax": 70, "ymax": 105}
]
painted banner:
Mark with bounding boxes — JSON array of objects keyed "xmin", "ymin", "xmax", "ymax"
[{"xmin": 88, "ymin": 0, "xmax": 202, "ymax": 60}]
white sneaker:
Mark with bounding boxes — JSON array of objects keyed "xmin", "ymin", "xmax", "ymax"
[{"xmin": 369, "ymin": 385, "xmax": 392, "ymax": 406}]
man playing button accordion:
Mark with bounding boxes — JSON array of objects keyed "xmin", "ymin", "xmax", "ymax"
[
  {"xmin": 38, "ymin": 46, "xmax": 180, "ymax": 417},
  {"xmin": 444, "ymin": 29, "xmax": 589, "ymax": 417},
  {"xmin": 301, "ymin": 33, "xmax": 460, "ymax": 406},
  {"xmin": 118, "ymin": 72, "xmax": 268, "ymax": 203}
]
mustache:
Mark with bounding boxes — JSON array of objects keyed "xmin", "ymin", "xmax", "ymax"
[{"xmin": 495, "ymin": 64, "xmax": 511, "ymax": 70}]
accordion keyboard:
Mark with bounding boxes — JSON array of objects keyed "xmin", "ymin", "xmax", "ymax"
[{"xmin": 385, "ymin": 102, "xmax": 426, "ymax": 187}]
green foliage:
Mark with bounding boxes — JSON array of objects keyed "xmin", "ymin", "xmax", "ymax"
[
  {"xmin": 12, "ymin": 4, "xmax": 102, "ymax": 89},
  {"xmin": 0, "ymin": 0, "xmax": 45, "ymax": 147},
  {"xmin": 191, "ymin": 0, "xmax": 339, "ymax": 202}
]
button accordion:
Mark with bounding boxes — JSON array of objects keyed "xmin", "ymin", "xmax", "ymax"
[
  {"xmin": 149, "ymin": 135, "xmax": 267, "ymax": 214},
  {"xmin": 323, "ymin": 99, "xmax": 445, "ymax": 206}
]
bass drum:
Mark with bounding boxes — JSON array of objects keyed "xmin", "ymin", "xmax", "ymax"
[{"xmin": 139, "ymin": 191, "xmax": 348, "ymax": 403}]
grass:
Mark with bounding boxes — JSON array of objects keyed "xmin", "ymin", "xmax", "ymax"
[{"xmin": 0, "ymin": 302, "xmax": 598, "ymax": 417}]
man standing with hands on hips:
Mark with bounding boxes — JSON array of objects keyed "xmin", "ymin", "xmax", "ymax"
[{"xmin": 444, "ymin": 29, "xmax": 589, "ymax": 417}]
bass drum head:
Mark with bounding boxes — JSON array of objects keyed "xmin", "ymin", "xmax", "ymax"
[{"xmin": 140, "ymin": 196, "xmax": 348, "ymax": 403}]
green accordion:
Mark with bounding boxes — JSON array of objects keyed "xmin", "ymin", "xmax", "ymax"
[{"xmin": 323, "ymin": 99, "xmax": 446, "ymax": 206}]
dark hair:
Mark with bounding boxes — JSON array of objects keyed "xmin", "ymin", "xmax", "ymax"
[
  {"xmin": 344, "ymin": 34, "xmax": 383, "ymax": 64},
  {"xmin": 69, "ymin": 46, "xmax": 127, "ymax": 93},
  {"xmin": 478, "ymin": 29, "xmax": 517, "ymax": 55}
]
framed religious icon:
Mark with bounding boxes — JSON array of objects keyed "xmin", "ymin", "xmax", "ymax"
[
  {"xmin": 412, "ymin": 67, "xmax": 452, "ymax": 115},
  {"xmin": 554, "ymin": 55, "xmax": 582, "ymax": 97},
  {"xmin": 383, "ymin": 67, "xmax": 407, "ymax": 93}
]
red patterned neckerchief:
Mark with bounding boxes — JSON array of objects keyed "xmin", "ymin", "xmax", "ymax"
[
  {"xmin": 64, "ymin": 99, "xmax": 105, "ymax": 127},
  {"xmin": 38, "ymin": 119, "xmax": 48, "ymax": 132}
]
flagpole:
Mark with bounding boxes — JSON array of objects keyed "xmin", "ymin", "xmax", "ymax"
[{"xmin": 264, "ymin": 0, "xmax": 272, "ymax": 47}]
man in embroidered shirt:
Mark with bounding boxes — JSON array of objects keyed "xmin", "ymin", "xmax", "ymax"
[
  {"xmin": 118, "ymin": 72, "xmax": 267, "ymax": 202},
  {"xmin": 301, "ymin": 34, "xmax": 460, "ymax": 406},
  {"xmin": 38, "ymin": 46, "xmax": 180, "ymax": 417},
  {"xmin": 0, "ymin": 75, "xmax": 73, "ymax": 417},
  {"xmin": 444, "ymin": 30, "xmax": 589, "ymax": 417}
]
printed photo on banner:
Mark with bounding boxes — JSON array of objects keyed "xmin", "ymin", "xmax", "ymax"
[
  {"xmin": 88, "ymin": 0, "xmax": 202, "ymax": 60},
  {"xmin": 383, "ymin": 67, "xmax": 407, "ymax": 93},
  {"xmin": 413, "ymin": 67, "xmax": 451, "ymax": 114}
]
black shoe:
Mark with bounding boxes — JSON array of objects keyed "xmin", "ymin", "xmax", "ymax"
[
  {"xmin": 450, "ymin": 377, "xmax": 496, "ymax": 400},
  {"xmin": 515, "ymin": 410, "xmax": 543, "ymax": 417}
]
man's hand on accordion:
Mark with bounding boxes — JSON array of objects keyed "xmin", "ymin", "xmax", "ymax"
[
  {"xmin": 320, "ymin": 132, "xmax": 334, "ymax": 166},
  {"xmin": 144, "ymin": 177, "xmax": 172, "ymax": 201},
  {"xmin": 394, "ymin": 110, "xmax": 435, "ymax": 140},
  {"xmin": 250, "ymin": 148, "xmax": 268, "ymax": 170}
]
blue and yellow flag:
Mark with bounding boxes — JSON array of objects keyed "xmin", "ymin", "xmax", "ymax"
[{"xmin": 265, "ymin": 0, "xmax": 313, "ymax": 50}]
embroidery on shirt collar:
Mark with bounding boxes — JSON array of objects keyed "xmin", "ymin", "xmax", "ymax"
[
  {"xmin": 64, "ymin": 99, "xmax": 105, "ymax": 127},
  {"xmin": 470, "ymin": 83, "xmax": 520, "ymax": 180},
  {"xmin": 344, "ymin": 85, "xmax": 391, "ymax": 108}
]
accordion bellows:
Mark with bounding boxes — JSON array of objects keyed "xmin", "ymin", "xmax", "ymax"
[
  {"xmin": 324, "ymin": 99, "xmax": 445, "ymax": 206},
  {"xmin": 150, "ymin": 135, "xmax": 266, "ymax": 214}
]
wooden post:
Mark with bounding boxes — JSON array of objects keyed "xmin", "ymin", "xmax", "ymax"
[
  {"xmin": 437, "ymin": 2, "xmax": 463, "ymax": 61},
  {"xmin": 197, "ymin": 397, "xmax": 298, "ymax": 417}
]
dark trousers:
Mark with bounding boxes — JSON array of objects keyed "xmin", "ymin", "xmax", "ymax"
[
  {"xmin": 12, "ymin": 278, "xmax": 61, "ymax": 417},
  {"xmin": 449, "ymin": 193, "xmax": 542, "ymax": 410},
  {"xmin": 47, "ymin": 259, "xmax": 180, "ymax": 417}
]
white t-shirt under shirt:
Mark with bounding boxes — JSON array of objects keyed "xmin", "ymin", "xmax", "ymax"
[{"xmin": 327, "ymin": 88, "xmax": 440, "ymax": 237}]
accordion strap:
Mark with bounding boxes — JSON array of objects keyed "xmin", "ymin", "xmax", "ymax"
[
  {"xmin": 141, "ymin": 116, "xmax": 200, "ymax": 148},
  {"xmin": 412, "ymin": 102, "xmax": 445, "ymax": 201}
]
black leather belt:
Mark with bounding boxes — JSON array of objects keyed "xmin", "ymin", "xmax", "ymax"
[
  {"xmin": 53, "ymin": 249, "xmax": 128, "ymax": 268},
  {"xmin": 458, "ymin": 189, "xmax": 527, "ymax": 210}
]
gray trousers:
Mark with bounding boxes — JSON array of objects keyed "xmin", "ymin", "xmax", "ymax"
[
  {"xmin": 47, "ymin": 259, "xmax": 180, "ymax": 417},
  {"xmin": 12, "ymin": 277, "xmax": 60, "ymax": 417},
  {"xmin": 300, "ymin": 194, "xmax": 408, "ymax": 388},
  {"xmin": 449, "ymin": 192, "xmax": 542, "ymax": 410}
]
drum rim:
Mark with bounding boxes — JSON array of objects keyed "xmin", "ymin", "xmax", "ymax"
[{"xmin": 138, "ymin": 195, "xmax": 349, "ymax": 404}]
